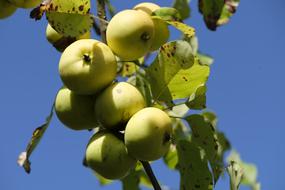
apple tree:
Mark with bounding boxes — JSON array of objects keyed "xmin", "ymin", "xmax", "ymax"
[{"xmin": 0, "ymin": 0, "xmax": 260, "ymax": 189}]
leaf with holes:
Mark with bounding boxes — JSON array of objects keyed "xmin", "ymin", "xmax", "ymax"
[
  {"xmin": 172, "ymin": 0, "xmax": 191, "ymax": 20},
  {"xmin": 46, "ymin": 0, "xmax": 92, "ymax": 37},
  {"xmin": 199, "ymin": 0, "xmax": 240, "ymax": 30},
  {"xmin": 147, "ymin": 40, "xmax": 210, "ymax": 105},
  {"xmin": 17, "ymin": 105, "xmax": 54, "ymax": 173},
  {"xmin": 177, "ymin": 140, "xmax": 213, "ymax": 190}
]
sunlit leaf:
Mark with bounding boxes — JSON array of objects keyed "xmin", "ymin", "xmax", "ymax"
[
  {"xmin": 198, "ymin": 0, "xmax": 240, "ymax": 30},
  {"xmin": 46, "ymin": 0, "xmax": 93, "ymax": 37},
  {"xmin": 147, "ymin": 40, "xmax": 209, "ymax": 105},
  {"xmin": 167, "ymin": 104, "xmax": 189, "ymax": 118},
  {"xmin": 167, "ymin": 21, "xmax": 195, "ymax": 38},
  {"xmin": 227, "ymin": 161, "xmax": 243, "ymax": 190},
  {"xmin": 198, "ymin": 53, "xmax": 214, "ymax": 66},
  {"xmin": 176, "ymin": 140, "xmax": 213, "ymax": 190},
  {"xmin": 119, "ymin": 61, "xmax": 138, "ymax": 77},
  {"xmin": 17, "ymin": 104, "xmax": 54, "ymax": 173},
  {"xmin": 153, "ymin": 7, "xmax": 182, "ymax": 21},
  {"xmin": 163, "ymin": 144, "xmax": 178, "ymax": 170},
  {"xmin": 172, "ymin": 0, "xmax": 191, "ymax": 20},
  {"xmin": 94, "ymin": 173, "xmax": 113, "ymax": 186}
]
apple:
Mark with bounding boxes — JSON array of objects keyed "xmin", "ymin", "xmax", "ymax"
[
  {"xmin": 8, "ymin": 0, "xmax": 41, "ymax": 8},
  {"xmin": 0, "ymin": 0, "xmax": 17, "ymax": 19},
  {"xmin": 125, "ymin": 107, "xmax": 172, "ymax": 161},
  {"xmin": 85, "ymin": 130, "xmax": 137, "ymax": 179},
  {"xmin": 55, "ymin": 87, "xmax": 98, "ymax": 130},
  {"xmin": 59, "ymin": 39, "xmax": 117, "ymax": 95},
  {"xmin": 95, "ymin": 82, "xmax": 146, "ymax": 130},
  {"xmin": 134, "ymin": 2, "xmax": 170, "ymax": 51},
  {"xmin": 106, "ymin": 9, "xmax": 154, "ymax": 61},
  {"xmin": 46, "ymin": 24, "xmax": 91, "ymax": 52}
]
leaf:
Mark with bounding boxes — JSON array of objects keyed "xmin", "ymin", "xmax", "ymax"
[
  {"xmin": 17, "ymin": 104, "xmax": 54, "ymax": 174},
  {"xmin": 167, "ymin": 104, "xmax": 189, "ymax": 118},
  {"xmin": 198, "ymin": 53, "xmax": 214, "ymax": 66},
  {"xmin": 121, "ymin": 170, "xmax": 141, "ymax": 190},
  {"xmin": 198, "ymin": 0, "xmax": 240, "ymax": 30},
  {"xmin": 147, "ymin": 40, "xmax": 210, "ymax": 104},
  {"xmin": 104, "ymin": 0, "xmax": 115, "ymax": 17},
  {"xmin": 176, "ymin": 140, "xmax": 213, "ymax": 190},
  {"xmin": 119, "ymin": 61, "xmax": 138, "ymax": 77},
  {"xmin": 46, "ymin": 0, "xmax": 93, "ymax": 37},
  {"xmin": 172, "ymin": 0, "xmax": 191, "ymax": 20},
  {"xmin": 163, "ymin": 144, "xmax": 178, "ymax": 170},
  {"xmin": 167, "ymin": 21, "xmax": 195, "ymax": 38},
  {"xmin": 227, "ymin": 161, "xmax": 243, "ymax": 190},
  {"xmin": 153, "ymin": 7, "xmax": 182, "ymax": 21},
  {"xmin": 186, "ymin": 84, "xmax": 207, "ymax": 110},
  {"xmin": 94, "ymin": 173, "xmax": 113, "ymax": 186},
  {"xmin": 227, "ymin": 150, "xmax": 260, "ymax": 189}
]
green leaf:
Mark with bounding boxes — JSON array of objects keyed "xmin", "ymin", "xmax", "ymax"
[
  {"xmin": 186, "ymin": 84, "xmax": 207, "ymax": 110},
  {"xmin": 167, "ymin": 104, "xmax": 189, "ymax": 118},
  {"xmin": 227, "ymin": 161, "xmax": 243, "ymax": 190},
  {"xmin": 46, "ymin": 0, "xmax": 93, "ymax": 37},
  {"xmin": 147, "ymin": 40, "xmax": 210, "ymax": 104},
  {"xmin": 119, "ymin": 61, "xmax": 138, "ymax": 77},
  {"xmin": 104, "ymin": 0, "xmax": 115, "ymax": 17},
  {"xmin": 172, "ymin": 0, "xmax": 191, "ymax": 20},
  {"xmin": 163, "ymin": 144, "xmax": 178, "ymax": 170},
  {"xmin": 198, "ymin": 0, "xmax": 240, "ymax": 30},
  {"xmin": 198, "ymin": 53, "xmax": 214, "ymax": 66},
  {"xmin": 227, "ymin": 150, "xmax": 260, "ymax": 189},
  {"xmin": 94, "ymin": 173, "xmax": 113, "ymax": 186},
  {"xmin": 176, "ymin": 140, "xmax": 213, "ymax": 190},
  {"xmin": 153, "ymin": 7, "xmax": 182, "ymax": 21},
  {"xmin": 167, "ymin": 21, "xmax": 195, "ymax": 38},
  {"xmin": 121, "ymin": 170, "xmax": 141, "ymax": 190},
  {"xmin": 17, "ymin": 104, "xmax": 54, "ymax": 174}
]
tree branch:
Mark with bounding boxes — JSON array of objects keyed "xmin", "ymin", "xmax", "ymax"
[
  {"xmin": 140, "ymin": 161, "xmax": 162, "ymax": 190},
  {"xmin": 96, "ymin": 0, "xmax": 108, "ymax": 43}
]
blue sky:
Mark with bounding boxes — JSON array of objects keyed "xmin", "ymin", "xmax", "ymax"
[{"xmin": 0, "ymin": 0, "xmax": 284, "ymax": 189}]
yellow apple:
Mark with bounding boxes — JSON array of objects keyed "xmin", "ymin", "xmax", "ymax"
[
  {"xmin": 85, "ymin": 131, "xmax": 137, "ymax": 179},
  {"xmin": 95, "ymin": 82, "xmax": 146, "ymax": 130},
  {"xmin": 59, "ymin": 39, "xmax": 117, "ymax": 95},
  {"xmin": 0, "ymin": 0, "xmax": 17, "ymax": 19},
  {"xmin": 125, "ymin": 107, "xmax": 172, "ymax": 161},
  {"xmin": 134, "ymin": 2, "xmax": 170, "ymax": 51},
  {"xmin": 8, "ymin": 0, "xmax": 41, "ymax": 8},
  {"xmin": 55, "ymin": 87, "xmax": 98, "ymax": 130},
  {"xmin": 106, "ymin": 9, "xmax": 154, "ymax": 61}
]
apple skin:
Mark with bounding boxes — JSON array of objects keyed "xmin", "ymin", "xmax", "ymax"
[
  {"xmin": 46, "ymin": 24, "xmax": 91, "ymax": 52},
  {"xmin": 85, "ymin": 131, "xmax": 137, "ymax": 179},
  {"xmin": 0, "ymin": 0, "xmax": 17, "ymax": 19},
  {"xmin": 106, "ymin": 9, "xmax": 154, "ymax": 61},
  {"xmin": 59, "ymin": 39, "xmax": 117, "ymax": 95},
  {"xmin": 55, "ymin": 87, "xmax": 98, "ymax": 130},
  {"xmin": 8, "ymin": 0, "xmax": 41, "ymax": 8},
  {"xmin": 125, "ymin": 107, "xmax": 172, "ymax": 161},
  {"xmin": 134, "ymin": 2, "xmax": 170, "ymax": 51},
  {"xmin": 95, "ymin": 82, "xmax": 146, "ymax": 130}
]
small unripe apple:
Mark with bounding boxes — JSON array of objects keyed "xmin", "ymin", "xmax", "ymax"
[
  {"xmin": 95, "ymin": 82, "xmax": 146, "ymax": 130},
  {"xmin": 59, "ymin": 39, "xmax": 117, "ymax": 95},
  {"xmin": 125, "ymin": 107, "xmax": 172, "ymax": 161},
  {"xmin": 0, "ymin": 0, "xmax": 17, "ymax": 19},
  {"xmin": 55, "ymin": 87, "xmax": 98, "ymax": 130},
  {"xmin": 106, "ymin": 9, "xmax": 154, "ymax": 61},
  {"xmin": 8, "ymin": 0, "xmax": 41, "ymax": 8},
  {"xmin": 85, "ymin": 131, "xmax": 137, "ymax": 179},
  {"xmin": 134, "ymin": 2, "xmax": 170, "ymax": 51},
  {"xmin": 46, "ymin": 24, "xmax": 91, "ymax": 52}
]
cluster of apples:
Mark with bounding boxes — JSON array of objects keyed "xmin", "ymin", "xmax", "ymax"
[
  {"xmin": 54, "ymin": 2, "xmax": 173, "ymax": 179},
  {"xmin": 0, "ymin": 0, "xmax": 41, "ymax": 19}
]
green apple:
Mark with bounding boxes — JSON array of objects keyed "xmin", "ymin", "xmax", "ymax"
[
  {"xmin": 55, "ymin": 87, "xmax": 98, "ymax": 130},
  {"xmin": 46, "ymin": 24, "xmax": 91, "ymax": 52},
  {"xmin": 125, "ymin": 107, "xmax": 172, "ymax": 161},
  {"xmin": 59, "ymin": 39, "xmax": 117, "ymax": 95},
  {"xmin": 85, "ymin": 131, "xmax": 137, "ymax": 179},
  {"xmin": 95, "ymin": 82, "xmax": 146, "ymax": 130},
  {"xmin": 8, "ymin": 0, "xmax": 41, "ymax": 8},
  {"xmin": 134, "ymin": 2, "xmax": 170, "ymax": 51},
  {"xmin": 106, "ymin": 9, "xmax": 154, "ymax": 61},
  {"xmin": 0, "ymin": 0, "xmax": 17, "ymax": 19}
]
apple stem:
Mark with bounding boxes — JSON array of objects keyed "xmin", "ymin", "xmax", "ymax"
[
  {"xmin": 96, "ymin": 0, "xmax": 108, "ymax": 43},
  {"xmin": 140, "ymin": 161, "xmax": 162, "ymax": 190}
]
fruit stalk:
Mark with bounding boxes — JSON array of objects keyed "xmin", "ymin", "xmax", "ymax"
[
  {"xmin": 141, "ymin": 161, "xmax": 162, "ymax": 190},
  {"xmin": 96, "ymin": 0, "xmax": 107, "ymax": 43}
]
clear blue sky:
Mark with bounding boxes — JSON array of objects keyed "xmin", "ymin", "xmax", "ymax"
[{"xmin": 0, "ymin": 0, "xmax": 284, "ymax": 189}]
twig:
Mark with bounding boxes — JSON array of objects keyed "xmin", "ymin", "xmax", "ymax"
[
  {"xmin": 140, "ymin": 161, "xmax": 162, "ymax": 190},
  {"xmin": 96, "ymin": 0, "xmax": 108, "ymax": 43}
]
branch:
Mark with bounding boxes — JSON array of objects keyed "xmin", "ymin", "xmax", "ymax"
[
  {"xmin": 140, "ymin": 161, "xmax": 162, "ymax": 190},
  {"xmin": 96, "ymin": 0, "xmax": 108, "ymax": 43}
]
